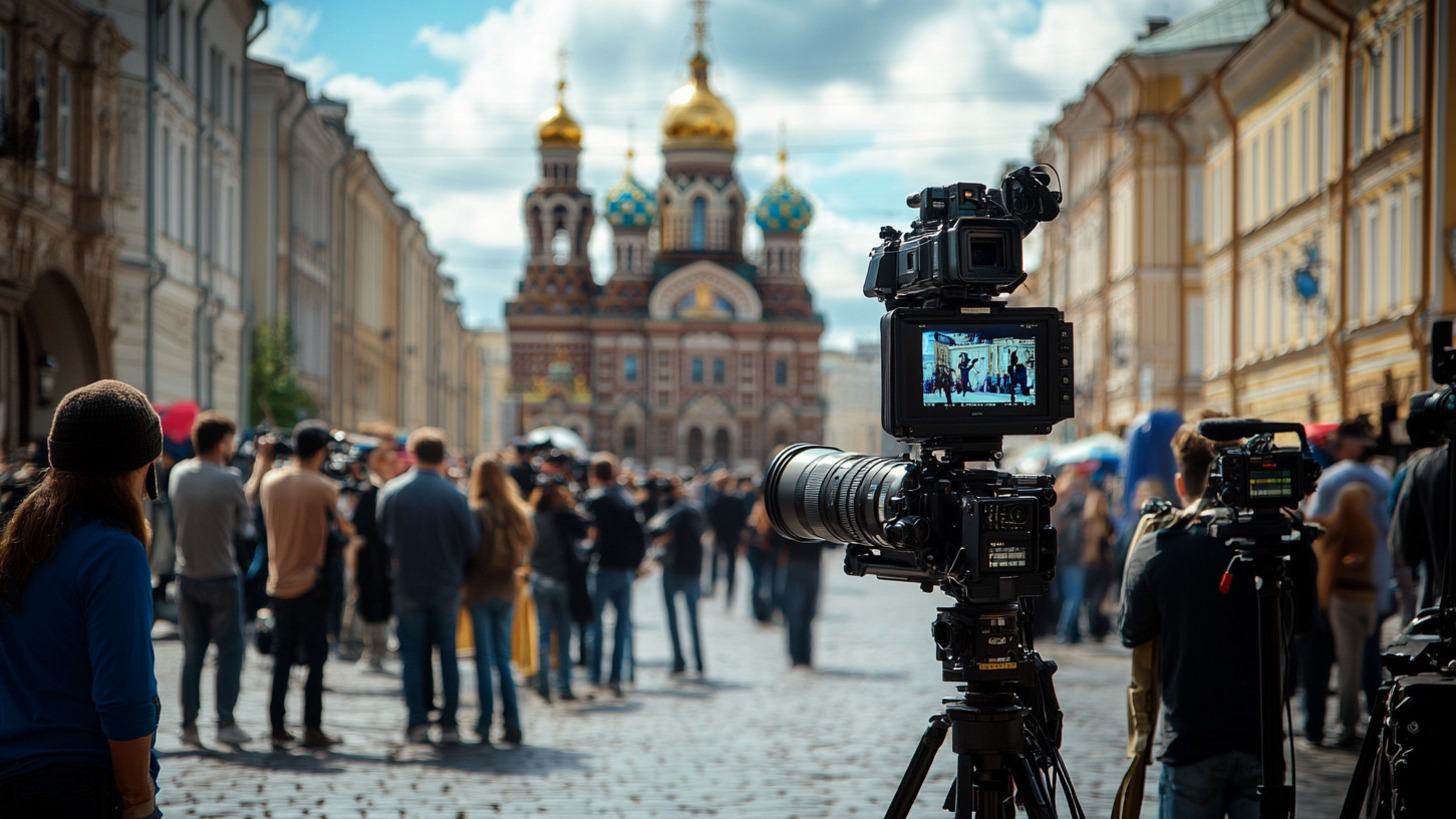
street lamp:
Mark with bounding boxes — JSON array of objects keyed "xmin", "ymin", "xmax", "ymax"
[{"xmin": 36, "ymin": 352, "xmax": 58, "ymax": 406}]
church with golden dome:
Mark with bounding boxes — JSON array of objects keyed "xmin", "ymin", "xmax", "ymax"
[{"xmin": 505, "ymin": 5, "xmax": 823, "ymax": 472}]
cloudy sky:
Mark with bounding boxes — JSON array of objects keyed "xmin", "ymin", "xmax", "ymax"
[{"xmin": 253, "ymin": 0, "xmax": 1216, "ymax": 349}]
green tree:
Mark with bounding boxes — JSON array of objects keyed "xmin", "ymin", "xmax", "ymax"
[{"xmin": 249, "ymin": 319, "xmax": 318, "ymax": 427}]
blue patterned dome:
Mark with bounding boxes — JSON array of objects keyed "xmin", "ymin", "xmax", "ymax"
[
  {"xmin": 754, "ymin": 174, "xmax": 813, "ymax": 234},
  {"xmin": 605, "ymin": 165, "xmax": 657, "ymax": 230}
]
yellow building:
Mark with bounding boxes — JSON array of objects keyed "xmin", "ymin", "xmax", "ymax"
[
  {"xmin": 1034, "ymin": 0, "xmax": 1267, "ymax": 436},
  {"xmin": 1189, "ymin": 0, "xmax": 1452, "ymax": 425}
]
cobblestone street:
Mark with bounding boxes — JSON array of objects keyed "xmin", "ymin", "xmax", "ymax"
[{"xmin": 153, "ymin": 562, "xmax": 1361, "ymax": 817}]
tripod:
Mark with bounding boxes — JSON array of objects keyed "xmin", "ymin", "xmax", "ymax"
[
  {"xmin": 884, "ymin": 600, "xmax": 1081, "ymax": 819},
  {"xmin": 1210, "ymin": 513, "xmax": 1313, "ymax": 819}
]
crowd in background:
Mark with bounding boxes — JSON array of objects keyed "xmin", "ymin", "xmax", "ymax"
[{"xmin": 0, "ymin": 409, "xmax": 842, "ymax": 753}]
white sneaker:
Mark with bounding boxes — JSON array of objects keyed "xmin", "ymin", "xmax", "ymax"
[
  {"xmin": 179, "ymin": 725, "xmax": 203, "ymax": 748},
  {"xmin": 216, "ymin": 724, "xmax": 252, "ymax": 746}
]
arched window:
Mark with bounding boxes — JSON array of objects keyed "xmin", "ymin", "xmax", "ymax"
[
  {"xmin": 625, "ymin": 245, "xmax": 634, "ymax": 271},
  {"xmin": 712, "ymin": 428, "xmax": 730, "ymax": 464},
  {"xmin": 622, "ymin": 426, "xmax": 638, "ymax": 460},
  {"xmin": 552, "ymin": 228, "xmax": 571, "ymax": 265},
  {"xmin": 773, "ymin": 428, "xmax": 789, "ymax": 448},
  {"xmin": 687, "ymin": 427, "xmax": 705, "ymax": 468},
  {"xmin": 691, "ymin": 197, "xmax": 706, "ymax": 250}
]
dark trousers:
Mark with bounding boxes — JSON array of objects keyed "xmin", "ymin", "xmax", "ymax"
[
  {"xmin": 747, "ymin": 547, "xmax": 778, "ymax": 623},
  {"xmin": 781, "ymin": 558, "xmax": 821, "ymax": 666},
  {"xmin": 270, "ymin": 584, "xmax": 329, "ymax": 731},
  {"xmin": 710, "ymin": 530, "xmax": 739, "ymax": 603},
  {"xmin": 0, "ymin": 762, "xmax": 120, "ymax": 817},
  {"xmin": 1296, "ymin": 609, "xmax": 1335, "ymax": 742}
]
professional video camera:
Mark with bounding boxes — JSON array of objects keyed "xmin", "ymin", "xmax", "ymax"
[
  {"xmin": 1341, "ymin": 320, "xmax": 1456, "ymax": 819},
  {"xmin": 764, "ymin": 166, "xmax": 1082, "ymax": 819}
]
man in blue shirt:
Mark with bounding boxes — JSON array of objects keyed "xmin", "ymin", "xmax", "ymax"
[
  {"xmin": 377, "ymin": 427, "xmax": 480, "ymax": 744},
  {"xmin": 584, "ymin": 453, "xmax": 646, "ymax": 695}
]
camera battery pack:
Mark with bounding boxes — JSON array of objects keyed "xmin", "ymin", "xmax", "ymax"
[{"xmin": 1385, "ymin": 674, "xmax": 1456, "ymax": 817}]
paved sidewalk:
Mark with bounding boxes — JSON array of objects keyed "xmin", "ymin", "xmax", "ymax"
[{"xmin": 152, "ymin": 561, "xmax": 1360, "ymax": 817}]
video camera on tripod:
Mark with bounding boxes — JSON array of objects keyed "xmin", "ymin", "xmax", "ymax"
[{"xmin": 763, "ymin": 165, "xmax": 1083, "ymax": 819}]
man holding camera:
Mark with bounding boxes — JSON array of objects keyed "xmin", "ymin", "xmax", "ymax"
[{"xmin": 1120, "ymin": 418, "xmax": 1315, "ymax": 818}]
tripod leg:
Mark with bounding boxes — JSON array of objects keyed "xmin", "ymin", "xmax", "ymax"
[
  {"xmin": 886, "ymin": 714, "xmax": 950, "ymax": 819},
  {"xmin": 1339, "ymin": 682, "xmax": 1390, "ymax": 819}
]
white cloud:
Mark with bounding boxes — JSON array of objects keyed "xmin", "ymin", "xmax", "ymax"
[{"xmin": 258, "ymin": 0, "xmax": 1220, "ymax": 331}]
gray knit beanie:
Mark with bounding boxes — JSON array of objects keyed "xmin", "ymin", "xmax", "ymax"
[{"xmin": 47, "ymin": 379, "xmax": 164, "ymax": 500}]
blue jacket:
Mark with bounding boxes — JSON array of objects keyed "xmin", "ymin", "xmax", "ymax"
[
  {"xmin": 377, "ymin": 468, "xmax": 481, "ymax": 599},
  {"xmin": 0, "ymin": 518, "xmax": 160, "ymax": 784}
]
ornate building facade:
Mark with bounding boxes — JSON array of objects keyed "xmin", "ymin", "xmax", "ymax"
[{"xmin": 507, "ymin": 19, "xmax": 823, "ymax": 472}]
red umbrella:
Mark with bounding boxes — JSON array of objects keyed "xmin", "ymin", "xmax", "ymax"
[{"xmin": 159, "ymin": 400, "xmax": 201, "ymax": 445}]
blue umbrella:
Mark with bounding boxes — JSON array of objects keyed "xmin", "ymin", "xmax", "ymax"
[{"xmin": 1116, "ymin": 409, "xmax": 1184, "ymax": 529}]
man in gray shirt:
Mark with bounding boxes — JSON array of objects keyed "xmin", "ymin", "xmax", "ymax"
[
  {"xmin": 168, "ymin": 410, "xmax": 257, "ymax": 748},
  {"xmin": 377, "ymin": 427, "xmax": 480, "ymax": 744}
]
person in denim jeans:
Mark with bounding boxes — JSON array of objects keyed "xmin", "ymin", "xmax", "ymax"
[
  {"xmin": 528, "ymin": 477, "xmax": 588, "ymax": 700},
  {"xmin": 1120, "ymin": 416, "xmax": 1316, "ymax": 818},
  {"xmin": 378, "ymin": 428, "xmax": 480, "ymax": 744},
  {"xmin": 168, "ymin": 411, "xmax": 258, "ymax": 749},
  {"xmin": 583, "ymin": 454, "xmax": 647, "ymax": 695},
  {"xmin": 463, "ymin": 456, "xmax": 535, "ymax": 743},
  {"xmin": 649, "ymin": 477, "xmax": 706, "ymax": 676}
]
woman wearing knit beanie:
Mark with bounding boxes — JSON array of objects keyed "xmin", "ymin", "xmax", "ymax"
[{"xmin": 0, "ymin": 380, "xmax": 164, "ymax": 819}]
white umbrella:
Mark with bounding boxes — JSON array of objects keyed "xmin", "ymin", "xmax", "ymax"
[
  {"xmin": 525, "ymin": 426, "xmax": 588, "ymax": 457},
  {"xmin": 1048, "ymin": 432, "xmax": 1125, "ymax": 468}
]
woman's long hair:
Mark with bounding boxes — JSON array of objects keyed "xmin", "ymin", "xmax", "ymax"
[
  {"xmin": 0, "ymin": 470, "xmax": 150, "ymax": 609},
  {"xmin": 468, "ymin": 455, "xmax": 534, "ymax": 547},
  {"xmin": 528, "ymin": 481, "xmax": 574, "ymax": 514}
]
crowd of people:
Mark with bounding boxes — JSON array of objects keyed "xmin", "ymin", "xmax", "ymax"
[{"xmin": 0, "ymin": 378, "xmax": 838, "ymax": 816}]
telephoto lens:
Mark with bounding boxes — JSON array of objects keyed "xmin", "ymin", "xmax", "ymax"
[{"xmin": 763, "ymin": 444, "xmax": 910, "ymax": 548}]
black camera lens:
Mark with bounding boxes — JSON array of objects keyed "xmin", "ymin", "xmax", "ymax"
[{"xmin": 763, "ymin": 444, "xmax": 910, "ymax": 547}]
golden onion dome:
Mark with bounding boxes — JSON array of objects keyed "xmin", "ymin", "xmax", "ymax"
[
  {"xmin": 662, "ymin": 52, "xmax": 736, "ymax": 150},
  {"xmin": 537, "ymin": 80, "xmax": 582, "ymax": 148}
]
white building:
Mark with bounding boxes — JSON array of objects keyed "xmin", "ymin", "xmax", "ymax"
[{"xmin": 86, "ymin": 0, "xmax": 264, "ymax": 417}]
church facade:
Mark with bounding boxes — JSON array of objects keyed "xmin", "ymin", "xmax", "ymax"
[{"xmin": 505, "ymin": 30, "xmax": 823, "ymax": 473}]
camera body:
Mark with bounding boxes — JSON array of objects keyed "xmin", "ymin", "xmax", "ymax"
[
  {"xmin": 765, "ymin": 165, "xmax": 1068, "ymax": 601},
  {"xmin": 1407, "ymin": 319, "xmax": 1456, "ymax": 440},
  {"xmin": 1207, "ymin": 447, "xmax": 1318, "ymax": 511}
]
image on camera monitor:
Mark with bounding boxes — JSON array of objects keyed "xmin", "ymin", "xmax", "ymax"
[{"xmin": 920, "ymin": 325, "xmax": 1036, "ymax": 408}]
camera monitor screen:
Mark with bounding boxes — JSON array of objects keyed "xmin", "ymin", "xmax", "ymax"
[
  {"xmin": 1247, "ymin": 461, "xmax": 1295, "ymax": 500},
  {"xmin": 919, "ymin": 325, "xmax": 1037, "ymax": 409}
]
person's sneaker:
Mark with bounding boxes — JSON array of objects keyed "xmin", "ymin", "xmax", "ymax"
[
  {"xmin": 178, "ymin": 724, "xmax": 203, "ymax": 748},
  {"xmin": 406, "ymin": 724, "xmax": 431, "ymax": 743},
  {"xmin": 502, "ymin": 728, "xmax": 523, "ymax": 745},
  {"xmin": 439, "ymin": 726, "xmax": 461, "ymax": 746},
  {"xmin": 609, "ymin": 684, "xmax": 625, "ymax": 699},
  {"xmin": 301, "ymin": 728, "xmax": 339, "ymax": 750},
  {"xmin": 558, "ymin": 690, "xmax": 579, "ymax": 701},
  {"xmin": 269, "ymin": 728, "xmax": 295, "ymax": 750},
  {"xmin": 215, "ymin": 723, "xmax": 252, "ymax": 746}
]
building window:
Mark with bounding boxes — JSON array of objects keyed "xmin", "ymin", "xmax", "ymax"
[
  {"xmin": 552, "ymin": 228, "xmax": 570, "ymax": 264},
  {"xmin": 741, "ymin": 354, "xmax": 753, "ymax": 381},
  {"xmin": 658, "ymin": 391, "xmax": 670, "ymax": 408},
  {"xmin": 774, "ymin": 358, "xmax": 788, "ymax": 385},
  {"xmin": 712, "ymin": 428, "xmax": 730, "ymax": 464},
  {"xmin": 624, "ymin": 355, "xmax": 639, "ymax": 382},
  {"xmin": 691, "ymin": 356, "xmax": 704, "ymax": 383},
  {"xmin": 1348, "ymin": 211, "xmax": 1362, "ymax": 320},
  {"xmin": 622, "ymin": 426, "xmax": 638, "ymax": 460},
  {"xmin": 1412, "ymin": 13, "xmax": 1423, "ymax": 119},
  {"xmin": 161, "ymin": 127, "xmax": 171, "ymax": 235},
  {"xmin": 179, "ymin": 143, "xmax": 188, "ymax": 245},
  {"xmin": 691, "ymin": 197, "xmax": 706, "ymax": 250},
  {"xmin": 687, "ymin": 427, "xmax": 704, "ymax": 468},
  {"xmin": 658, "ymin": 351, "xmax": 670, "ymax": 380},
  {"xmin": 229, "ymin": 65, "xmax": 237, "ymax": 129},
  {"xmin": 57, "ymin": 67, "xmax": 70, "ymax": 180},
  {"xmin": 178, "ymin": 6, "xmax": 187, "ymax": 81},
  {"xmin": 210, "ymin": 48, "xmax": 222, "ymax": 117},
  {"xmin": 1365, "ymin": 204, "xmax": 1379, "ymax": 318},
  {"xmin": 1410, "ymin": 183, "xmax": 1422, "ymax": 307},
  {"xmin": 712, "ymin": 357, "xmax": 724, "ymax": 384},
  {"xmin": 156, "ymin": 3, "xmax": 170, "ymax": 65},
  {"xmin": 1280, "ymin": 118, "xmax": 1290, "ymax": 207},
  {"xmin": 33, "ymin": 52, "xmax": 46, "ymax": 168},
  {"xmin": 1389, "ymin": 193, "xmax": 1403, "ymax": 308},
  {"xmin": 1390, "ymin": 30, "xmax": 1404, "ymax": 126},
  {"xmin": 1317, "ymin": 86, "xmax": 1330, "ymax": 184},
  {"xmin": 1298, "ymin": 103, "xmax": 1309, "ymax": 197},
  {"xmin": 741, "ymin": 393, "xmax": 752, "ymax": 408},
  {"xmin": 1370, "ymin": 53, "xmax": 1382, "ymax": 144},
  {"xmin": 1353, "ymin": 58, "xmax": 1365, "ymax": 156}
]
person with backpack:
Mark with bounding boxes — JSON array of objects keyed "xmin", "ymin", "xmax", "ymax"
[{"xmin": 583, "ymin": 453, "xmax": 646, "ymax": 697}]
